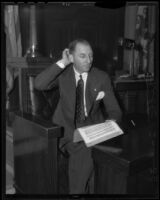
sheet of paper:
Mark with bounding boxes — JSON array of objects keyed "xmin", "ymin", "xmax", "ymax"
[{"xmin": 73, "ymin": 120, "xmax": 124, "ymax": 147}]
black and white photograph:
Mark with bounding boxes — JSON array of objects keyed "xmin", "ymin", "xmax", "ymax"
[{"xmin": 2, "ymin": 1, "xmax": 159, "ymax": 199}]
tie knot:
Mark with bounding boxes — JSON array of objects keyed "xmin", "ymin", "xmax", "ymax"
[{"xmin": 79, "ymin": 74, "xmax": 82, "ymax": 80}]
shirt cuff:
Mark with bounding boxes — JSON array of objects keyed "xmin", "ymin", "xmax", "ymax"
[{"xmin": 56, "ymin": 60, "xmax": 65, "ymax": 69}]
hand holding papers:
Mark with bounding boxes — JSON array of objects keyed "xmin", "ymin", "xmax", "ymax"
[{"xmin": 73, "ymin": 120, "xmax": 124, "ymax": 147}]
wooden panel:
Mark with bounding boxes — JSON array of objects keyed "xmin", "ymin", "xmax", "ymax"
[
  {"xmin": 94, "ymin": 162, "xmax": 128, "ymax": 194},
  {"xmin": 19, "ymin": 67, "xmax": 59, "ymax": 118},
  {"xmin": 92, "ymin": 117, "xmax": 155, "ymax": 194},
  {"xmin": 114, "ymin": 79, "xmax": 155, "ymax": 114},
  {"xmin": 13, "ymin": 113, "xmax": 63, "ymax": 194},
  {"xmin": 7, "ymin": 57, "xmax": 55, "ymax": 114}
]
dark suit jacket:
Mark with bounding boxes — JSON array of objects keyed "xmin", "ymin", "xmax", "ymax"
[{"xmin": 35, "ymin": 63, "xmax": 122, "ymax": 147}]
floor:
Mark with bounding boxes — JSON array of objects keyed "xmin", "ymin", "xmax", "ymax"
[
  {"xmin": 6, "ymin": 164, "xmax": 15, "ymax": 194},
  {"xmin": 6, "ymin": 126, "xmax": 15, "ymax": 194}
]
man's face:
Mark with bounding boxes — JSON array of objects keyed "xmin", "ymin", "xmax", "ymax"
[{"xmin": 70, "ymin": 43, "xmax": 93, "ymax": 74}]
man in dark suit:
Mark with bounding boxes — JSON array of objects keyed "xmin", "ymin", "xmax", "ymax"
[{"xmin": 34, "ymin": 39, "xmax": 122, "ymax": 194}]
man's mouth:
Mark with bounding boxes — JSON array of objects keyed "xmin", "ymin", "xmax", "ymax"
[{"xmin": 84, "ymin": 64, "xmax": 92, "ymax": 68}]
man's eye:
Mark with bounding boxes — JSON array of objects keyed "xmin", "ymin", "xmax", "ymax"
[{"xmin": 80, "ymin": 55, "xmax": 85, "ymax": 58}]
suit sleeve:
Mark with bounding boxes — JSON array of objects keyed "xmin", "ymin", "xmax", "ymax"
[
  {"xmin": 102, "ymin": 74, "xmax": 122, "ymax": 123},
  {"xmin": 34, "ymin": 63, "xmax": 63, "ymax": 90}
]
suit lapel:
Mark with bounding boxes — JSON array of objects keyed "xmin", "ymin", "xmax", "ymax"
[
  {"xmin": 85, "ymin": 69, "xmax": 98, "ymax": 115},
  {"xmin": 64, "ymin": 65, "xmax": 76, "ymax": 115}
]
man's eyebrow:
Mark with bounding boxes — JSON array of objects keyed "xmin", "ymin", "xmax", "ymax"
[{"xmin": 79, "ymin": 52, "xmax": 93, "ymax": 55}]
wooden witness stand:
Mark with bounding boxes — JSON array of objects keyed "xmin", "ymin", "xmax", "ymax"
[
  {"xmin": 6, "ymin": 57, "xmax": 156, "ymax": 195},
  {"xmin": 6, "ymin": 57, "xmax": 69, "ymax": 194},
  {"xmin": 92, "ymin": 115, "xmax": 155, "ymax": 195},
  {"xmin": 12, "ymin": 112, "xmax": 155, "ymax": 195},
  {"xmin": 12, "ymin": 112, "xmax": 66, "ymax": 194}
]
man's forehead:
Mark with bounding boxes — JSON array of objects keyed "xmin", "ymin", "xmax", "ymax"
[{"xmin": 75, "ymin": 43, "xmax": 93, "ymax": 53}]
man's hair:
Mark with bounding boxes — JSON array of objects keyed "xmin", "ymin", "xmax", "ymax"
[{"xmin": 68, "ymin": 39, "xmax": 92, "ymax": 54}]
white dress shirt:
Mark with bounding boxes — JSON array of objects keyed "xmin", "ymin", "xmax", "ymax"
[{"xmin": 56, "ymin": 61, "xmax": 88, "ymax": 116}]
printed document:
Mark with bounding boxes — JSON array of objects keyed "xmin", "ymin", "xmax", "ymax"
[{"xmin": 73, "ymin": 120, "xmax": 124, "ymax": 147}]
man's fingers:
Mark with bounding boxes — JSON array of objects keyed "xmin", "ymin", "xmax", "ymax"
[
  {"xmin": 61, "ymin": 48, "xmax": 72, "ymax": 66},
  {"xmin": 63, "ymin": 48, "xmax": 69, "ymax": 55}
]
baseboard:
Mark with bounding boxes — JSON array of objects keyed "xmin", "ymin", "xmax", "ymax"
[{"xmin": 6, "ymin": 187, "xmax": 16, "ymax": 194}]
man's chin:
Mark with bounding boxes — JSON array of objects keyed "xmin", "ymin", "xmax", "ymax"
[{"xmin": 84, "ymin": 65, "xmax": 92, "ymax": 72}]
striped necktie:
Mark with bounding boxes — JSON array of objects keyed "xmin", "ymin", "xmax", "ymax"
[{"xmin": 75, "ymin": 74, "xmax": 85, "ymax": 127}]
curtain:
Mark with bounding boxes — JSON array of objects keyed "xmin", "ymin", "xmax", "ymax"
[
  {"xmin": 5, "ymin": 5, "xmax": 22, "ymax": 108},
  {"xmin": 5, "ymin": 5, "xmax": 22, "ymax": 58},
  {"xmin": 124, "ymin": 3, "xmax": 156, "ymax": 75},
  {"xmin": 134, "ymin": 5, "xmax": 156, "ymax": 74},
  {"xmin": 123, "ymin": 5, "xmax": 137, "ymax": 72}
]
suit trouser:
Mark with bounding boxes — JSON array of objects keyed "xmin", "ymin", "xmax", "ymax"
[{"xmin": 65, "ymin": 141, "xmax": 94, "ymax": 194}]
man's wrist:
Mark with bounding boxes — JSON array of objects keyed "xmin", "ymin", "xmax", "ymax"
[
  {"xmin": 56, "ymin": 60, "xmax": 66, "ymax": 69},
  {"xmin": 105, "ymin": 119, "xmax": 116, "ymax": 122}
]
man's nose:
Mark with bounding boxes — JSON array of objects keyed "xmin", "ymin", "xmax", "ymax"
[{"xmin": 86, "ymin": 56, "xmax": 92, "ymax": 64}]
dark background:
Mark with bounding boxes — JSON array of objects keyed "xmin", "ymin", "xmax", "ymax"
[{"xmin": 19, "ymin": 3, "xmax": 125, "ymax": 72}]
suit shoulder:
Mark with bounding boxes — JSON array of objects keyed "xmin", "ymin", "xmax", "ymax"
[
  {"xmin": 58, "ymin": 64, "xmax": 72, "ymax": 78},
  {"xmin": 91, "ymin": 67, "xmax": 110, "ymax": 79}
]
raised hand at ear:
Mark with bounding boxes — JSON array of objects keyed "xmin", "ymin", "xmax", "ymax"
[{"xmin": 60, "ymin": 48, "xmax": 72, "ymax": 67}]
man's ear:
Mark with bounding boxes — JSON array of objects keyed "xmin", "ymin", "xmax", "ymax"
[{"xmin": 69, "ymin": 54, "xmax": 74, "ymax": 63}]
